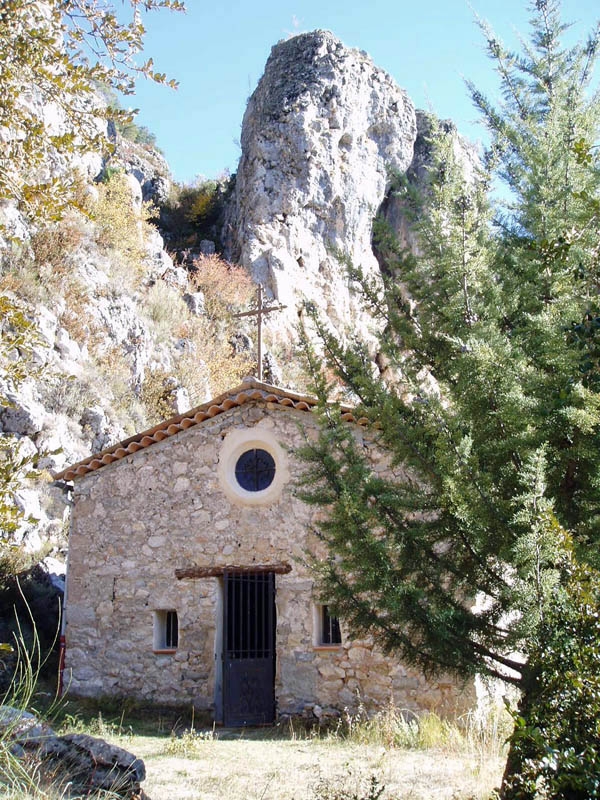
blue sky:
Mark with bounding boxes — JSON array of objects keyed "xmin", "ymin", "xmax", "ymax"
[{"xmin": 128, "ymin": 1, "xmax": 599, "ymax": 184}]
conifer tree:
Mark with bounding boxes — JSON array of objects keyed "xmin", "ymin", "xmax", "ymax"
[{"xmin": 299, "ymin": 2, "xmax": 600, "ymax": 795}]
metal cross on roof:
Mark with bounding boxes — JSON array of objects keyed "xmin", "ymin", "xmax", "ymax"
[{"xmin": 233, "ymin": 285, "xmax": 287, "ymax": 382}]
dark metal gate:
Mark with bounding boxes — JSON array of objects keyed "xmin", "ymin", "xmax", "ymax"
[{"xmin": 223, "ymin": 571, "xmax": 276, "ymax": 726}]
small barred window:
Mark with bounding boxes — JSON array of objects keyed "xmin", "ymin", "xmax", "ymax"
[
  {"xmin": 320, "ymin": 605, "xmax": 342, "ymax": 645},
  {"xmin": 153, "ymin": 610, "xmax": 178, "ymax": 651}
]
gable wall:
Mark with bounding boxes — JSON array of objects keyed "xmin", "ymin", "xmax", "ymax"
[{"xmin": 65, "ymin": 401, "xmax": 470, "ymax": 718}]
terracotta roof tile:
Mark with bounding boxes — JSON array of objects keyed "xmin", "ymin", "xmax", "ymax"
[{"xmin": 54, "ymin": 378, "xmax": 369, "ymax": 483}]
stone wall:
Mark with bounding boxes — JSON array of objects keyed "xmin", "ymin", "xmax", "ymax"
[{"xmin": 65, "ymin": 401, "xmax": 470, "ymax": 718}]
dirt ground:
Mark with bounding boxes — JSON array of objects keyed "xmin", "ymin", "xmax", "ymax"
[{"xmin": 130, "ymin": 735, "xmax": 504, "ymax": 800}]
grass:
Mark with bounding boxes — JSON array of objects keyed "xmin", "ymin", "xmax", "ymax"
[
  {"xmin": 32, "ymin": 698, "xmax": 507, "ymax": 800},
  {"xmin": 1, "ymin": 637, "xmax": 509, "ymax": 800},
  {"xmin": 106, "ymin": 728, "xmax": 504, "ymax": 800},
  {"xmin": 0, "ymin": 615, "xmax": 133, "ymax": 800}
]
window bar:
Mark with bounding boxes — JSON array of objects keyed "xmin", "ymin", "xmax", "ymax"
[
  {"xmin": 260, "ymin": 574, "xmax": 266, "ymax": 657},
  {"xmin": 246, "ymin": 573, "xmax": 250, "ymax": 658},
  {"xmin": 233, "ymin": 575, "xmax": 237, "ymax": 658},
  {"xmin": 269, "ymin": 573, "xmax": 273, "ymax": 658},
  {"xmin": 261, "ymin": 573, "xmax": 265, "ymax": 657},
  {"xmin": 237, "ymin": 574, "xmax": 242, "ymax": 658},
  {"xmin": 232, "ymin": 574, "xmax": 237, "ymax": 658},
  {"xmin": 254, "ymin": 574, "xmax": 258, "ymax": 658}
]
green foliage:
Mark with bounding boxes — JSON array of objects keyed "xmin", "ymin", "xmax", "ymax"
[
  {"xmin": 298, "ymin": 3, "xmax": 600, "ymax": 796},
  {"xmin": 0, "ymin": 296, "xmax": 40, "ymax": 543},
  {"xmin": 0, "ymin": 0, "xmax": 183, "ymax": 223},
  {"xmin": 0, "ymin": 439, "xmax": 38, "ymax": 546},
  {"xmin": 0, "ymin": 295, "xmax": 39, "ymax": 401},
  {"xmin": 0, "ymin": 622, "xmax": 128, "ymax": 800},
  {"xmin": 119, "ymin": 119, "xmax": 159, "ymax": 149},
  {"xmin": 160, "ymin": 177, "xmax": 233, "ymax": 249},
  {"xmin": 163, "ymin": 725, "xmax": 217, "ymax": 757},
  {"xmin": 0, "ymin": 566, "xmax": 62, "ymax": 686},
  {"xmin": 0, "ymin": 623, "xmax": 46, "ymax": 796},
  {"xmin": 502, "ymin": 545, "xmax": 600, "ymax": 799},
  {"xmin": 0, "ymin": 298, "xmax": 54, "ymax": 687},
  {"xmin": 96, "ymin": 83, "xmax": 161, "ymax": 149},
  {"xmin": 93, "ymin": 170, "xmax": 155, "ymax": 280}
]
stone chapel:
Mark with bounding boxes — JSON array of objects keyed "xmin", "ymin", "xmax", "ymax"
[{"xmin": 56, "ymin": 378, "xmax": 469, "ymax": 725}]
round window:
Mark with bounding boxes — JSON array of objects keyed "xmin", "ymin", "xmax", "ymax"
[
  {"xmin": 218, "ymin": 427, "xmax": 289, "ymax": 506},
  {"xmin": 234, "ymin": 448, "xmax": 276, "ymax": 492}
]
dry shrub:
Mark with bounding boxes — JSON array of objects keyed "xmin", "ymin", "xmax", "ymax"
[
  {"xmin": 270, "ymin": 337, "xmax": 313, "ymax": 391},
  {"xmin": 312, "ymin": 771, "xmax": 385, "ymax": 800},
  {"xmin": 40, "ymin": 374, "xmax": 96, "ymax": 417},
  {"xmin": 94, "ymin": 346, "xmax": 147, "ymax": 434},
  {"xmin": 33, "ymin": 223, "xmax": 96, "ymax": 348},
  {"xmin": 58, "ymin": 284, "xmax": 97, "ymax": 347},
  {"xmin": 27, "ymin": 214, "xmax": 101, "ymax": 348},
  {"xmin": 140, "ymin": 368, "xmax": 180, "ymax": 423},
  {"xmin": 0, "ymin": 209, "xmax": 117, "ymax": 354},
  {"xmin": 330, "ymin": 700, "xmax": 510, "ymax": 761},
  {"xmin": 185, "ymin": 254, "xmax": 255, "ymax": 395},
  {"xmin": 191, "ymin": 254, "xmax": 254, "ymax": 316},
  {"xmin": 0, "ymin": 212, "xmax": 88, "ymax": 306},
  {"xmin": 145, "ymin": 281, "xmax": 189, "ymax": 342},
  {"xmin": 30, "ymin": 215, "xmax": 86, "ymax": 276},
  {"xmin": 0, "ymin": 271, "xmax": 45, "ymax": 306},
  {"xmin": 183, "ymin": 259, "xmax": 255, "ymax": 395},
  {"xmin": 93, "ymin": 171, "xmax": 155, "ymax": 284},
  {"xmin": 177, "ymin": 323, "xmax": 252, "ymax": 400},
  {"xmin": 143, "ymin": 256, "xmax": 255, "ymax": 406}
]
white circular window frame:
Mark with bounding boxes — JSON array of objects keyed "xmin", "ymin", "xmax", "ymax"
[{"xmin": 218, "ymin": 427, "xmax": 290, "ymax": 506}]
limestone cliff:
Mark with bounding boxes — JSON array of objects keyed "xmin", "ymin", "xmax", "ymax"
[
  {"xmin": 1, "ymin": 28, "xmax": 474, "ymax": 577},
  {"xmin": 224, "ymin": 30, "xmax": 417, "ymax": 337},
  {"xmin": 0, "ymin": 131, "xmax": 176, "ymax": 554}
]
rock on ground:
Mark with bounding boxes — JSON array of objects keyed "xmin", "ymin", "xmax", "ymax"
[{"xmin": 0, "ymin": 706, "xmax": 149, "ymax": 799}]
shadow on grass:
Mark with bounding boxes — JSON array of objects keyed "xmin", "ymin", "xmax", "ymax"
[{"xmin": 47, "ymin": 694, "xmax": 328, "ymax": 743}]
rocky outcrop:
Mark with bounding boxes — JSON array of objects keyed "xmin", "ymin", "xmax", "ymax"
[
  {"xmin": 0, "ymin": 66, "xmax": 184, "ymax": 554},
  {"xmin": 0, "ymin": 137, "xmax": 184, "ymax": 553},
  {"xmin": 113, "ymin": 137, "xmax": 171, "ymax": 206},
  {"xmin": 377, "ymin": 110, "xmax": 480, "ymax": 257},
  {"xmin": 224, "ymin": 30, "xmax": 417, "ymax": 338},
  {"xmin": 0, "ymin": 27, "xmax": 477, "ymax": 602}
]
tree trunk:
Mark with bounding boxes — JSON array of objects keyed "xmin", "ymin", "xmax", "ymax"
[{"xmin": 499, "ymin": 668, "xmax": 538, "ymax": 800}]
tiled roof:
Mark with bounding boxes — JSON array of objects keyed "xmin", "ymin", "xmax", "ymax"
[{"xmin": 54, "ymin": 378, "xmax": 369, "ymax": 482}]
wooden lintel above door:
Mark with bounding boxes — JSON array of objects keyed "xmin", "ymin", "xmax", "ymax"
[{"xmin": 175, "ymin": 562, "xmax": 292, "ymax": 580}]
